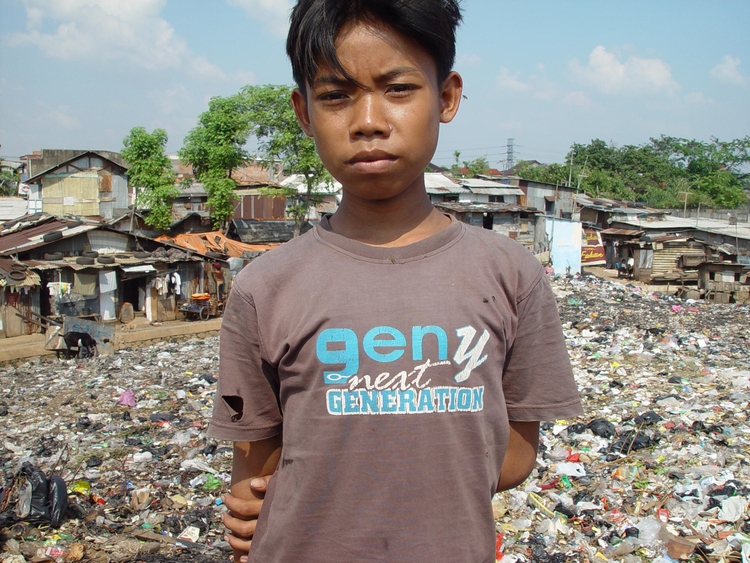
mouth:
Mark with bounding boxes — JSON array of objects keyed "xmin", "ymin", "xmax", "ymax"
[{"xmin": 346, "ymin": 150, "xmax": 397, "ymax": 173}]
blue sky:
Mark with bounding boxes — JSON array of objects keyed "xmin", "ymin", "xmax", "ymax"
[{"xmin": 1, "ymin": 0, "xmax": 748, "ymax": 170}]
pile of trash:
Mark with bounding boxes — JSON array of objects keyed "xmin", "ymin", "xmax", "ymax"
[
  {"xmin": 493, "ymin": 274, "xmax": 750, "ymax": 562},
  {"xmin": 0, "ymin": 272, "xmax": 747, "ymax": 562},
  {"xmin": 1, "ymin": 339, "xmax": 229, "ymax": 562}
]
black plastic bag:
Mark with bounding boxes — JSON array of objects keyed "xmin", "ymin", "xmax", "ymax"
[{"xmin": 1, "ymin": 462, "xmax": 68, "ymax": 528}]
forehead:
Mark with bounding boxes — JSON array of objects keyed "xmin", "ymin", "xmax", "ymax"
[{"xmin": 311, "ymin": 21, "xmax": 438, "ymax": 84}]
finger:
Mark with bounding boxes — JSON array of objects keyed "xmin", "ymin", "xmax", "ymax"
[
  {"xmin": 249, "ymin": 475, "xmax": 271, "ymax": 493},
  {"xmin": 223, "ymin": 511, "xmax": 258, "ymax": 538},
  {"xmin": 224, "ymin": 533, "xmax": 251, "ymax": 559},
  {"xmin": 222, "ymin": 494, "xmax": 263, "ymax": 518}
]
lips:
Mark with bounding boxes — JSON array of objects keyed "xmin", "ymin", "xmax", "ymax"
[{"xmin": 345, "ymin": 150, "xmax": 397, "ymax": 173}]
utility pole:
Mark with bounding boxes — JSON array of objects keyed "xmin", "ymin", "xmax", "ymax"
[
  {"xmin": 568, "ymin": 152, "xmax": 574, "ymax": 188},
  {"xmin": 505, "ymin": 138, "xmax": 515, "ymax": 172},
  {"xmin": 679, "ymin": 191, "xmax": 690, "ymax": 218},
  {"xmin": 576, "ymin": 156, "xmax": 589, "ymax": 194}
]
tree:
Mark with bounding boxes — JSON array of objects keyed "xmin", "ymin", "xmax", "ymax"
[
  {"xmin": 561, "ymin": 136, "xmax": 749, "ymax": 209},
  {"xmin": 121, "ymin": 127, "xmax": 178, "ymax": 230},
  {"xmin": 241, "ymin": 84, "xmax": 331, "ymax": 237},
  {"xmin": 0, "ymin": 170, "xmax": 19, "ymax": 197},
  {"xmin": 179, "ymin": 94, "xmax": 252, "ymax": 228},
  {"xmin": 449, "ymin": 154, "xmax": 490, "ymax": 178},
  {"xmin": 515, "ymin": 161, "xmax": 569, "ymax": 186}
]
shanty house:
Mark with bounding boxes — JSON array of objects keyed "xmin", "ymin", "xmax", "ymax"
[
  {"xmin": 23, "ymin": 151, "xmax": 129, "ymax": 219},
  {"xmin": 457, "ymin": 178, "xmax": 524, "ymax": 204},
  {"xmin": 697, "ymin": 262, "xmax": 749, "ymax": 304},
  {"xmin": 619, "ymin": 235, "xmax": 717, "ymax": 284},
  {"xmin": 435, "ymin": 201, "xmax": 544, "ymax": 250},
  {"xmin": 424, "ymin": 173, "xmax": 470, "ymax": 203},
  {"xmin": 0, "ymin": 214, "xmax": 214, "ymax": 327},
  {"xmin": 0, "ymin": 257, "xmax": 42, "ymax": 338}
]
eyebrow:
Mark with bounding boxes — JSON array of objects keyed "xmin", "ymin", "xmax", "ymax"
[{"xmin": 312, "ymin": 66, "xmax": 421, "ymax": 87}]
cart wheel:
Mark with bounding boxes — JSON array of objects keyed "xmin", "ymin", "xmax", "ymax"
[{"xmin": 199, "ymin": 306, "xmax": 210, "ymax": 321}]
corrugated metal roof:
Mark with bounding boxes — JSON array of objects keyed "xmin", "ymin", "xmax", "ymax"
[
  {"xmin": 435, "ymin": 202, "xmax": 542, "ymax": 214},
  {"xmin": 0, "ymin": 257, "xmax": 40, "ymax": 286},
  {"xmin": 155, "ymin": 231, "xmax": 276, "ymax": 258},
  {"xmin": 459, "ymin": 178, "xmax": 515, "ymax": 188},
  {"xmin": 281, "ymin": 174, "xmax": 341, "ymax": 194},
  {"xmin": 424, "ymin": 173, "xmax": 469, "ymax": 195},
  {"xmin": 577, "ymin": 194, "xmax": 664, "ymax": 215},
  {"xmin": 467, "ymin": 187, "xmax": 524, "ymax": 196},
  {"xmin": 0, "ymin": 198, "xmax": 29, "ymax": 221},
  {"xmin": 25, "ymin": 251, "xmax": 201, "ymax": 271},
  {"xmin": 232, "ymin": 219, "xmax": 310, "ymax": 244},
  {"xmin": 0, "ymin": 219, "xmax": 99, "ymax": 255},
  {"xmin": 614, "ymin": 215, "xmax": 750, "ymax": 241},
  {"xmin": 600, "ymin": 228, "xmax": 644, "ymax": 236},
  {"xmin": 25, "ymin": 151, "xmax": 128, "ymax": 184}
]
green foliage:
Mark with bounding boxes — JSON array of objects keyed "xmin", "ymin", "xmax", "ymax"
[
  {"xmin": 515, "ymin": 161, "xmax": 569, "ymax": 185},
  {"xmin": 449, "ymin": 153, "xmax": 490, "ymax": 178},
  {"xmin": 517, "ymin": 136, "xmax": 749, "ymax": 209},
  {"xmin": 241, "ymin": 84, "xmax": 331, "ymax": 235},
  {"xmin": 121, "ymin": 127, "xmax": 179, "ymax": 230},
  {"xmin": 179, "ymin": 94, "xmax": 252, "ymax": 228},
  {"xmin": 696, "ymin": 170, "xmax": 747, "ymax": 208},
  {"xmin": 0, "ymin": 170, "xmax": 19, "ymax": 196}
]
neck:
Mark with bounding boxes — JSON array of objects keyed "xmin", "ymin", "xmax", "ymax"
[{"xmin": 328, "ymin": 188, "xmax": 450, "ymax": 247}]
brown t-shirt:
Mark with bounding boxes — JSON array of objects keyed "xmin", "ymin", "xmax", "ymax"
[{"xmin": 210, "ymin": 216, "xmax": 582, "ymax": 563}]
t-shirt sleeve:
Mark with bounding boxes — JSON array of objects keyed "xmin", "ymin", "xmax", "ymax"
[
  {"xmin": 208, "ymin": 283, "xmax": 283, "ymax": 442},
  {"xmin": 502, "ymin": 270, "xmax": 583, "ymax": 422}
]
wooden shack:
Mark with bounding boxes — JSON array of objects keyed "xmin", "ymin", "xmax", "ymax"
[
  {"xmin": 697, "ymin": 262, "xmax": 749, "ymax": 304},
  {"xmin": 621, "ymin": 236, "xmax": 711, "ymax": 283}
]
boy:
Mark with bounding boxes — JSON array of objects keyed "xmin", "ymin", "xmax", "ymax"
[{"xmin": 209, "ymin": 1, "xmax": 583, "ymax": 561}]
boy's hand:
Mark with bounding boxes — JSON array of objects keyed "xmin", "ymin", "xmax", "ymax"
[{"xmin": 223, "ymin": 475, "xmax": 272, "ymax": 560}]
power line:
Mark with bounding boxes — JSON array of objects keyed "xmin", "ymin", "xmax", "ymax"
[
  {"xmin": 433, "ymin": 145, "xmax": 508, "ymax": 156},
  {"xmin": 505, "ymin": 138, "xmax": 515, "ymax": 171}
]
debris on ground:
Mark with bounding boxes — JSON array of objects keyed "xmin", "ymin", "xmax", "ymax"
[
  {"xmin": 493, "ymin": 274, "xmax": 750, "ymax": 562},
  {"xmin": 1, "ymin": 272, "xmax": 748, "ymax": 562}
]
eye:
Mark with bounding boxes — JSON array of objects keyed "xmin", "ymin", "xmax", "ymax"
[
  {"xmin": 317, "ymin": 90, "xmax": 348, "ymax": 103},
  {"xmin": 388, "ymin": 84, "xmax": 417, "ymax": 96}
]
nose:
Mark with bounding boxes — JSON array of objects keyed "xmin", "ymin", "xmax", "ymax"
[{"xmin": 350, "ymin": 93, "xmax": 390, "ymax": 139}]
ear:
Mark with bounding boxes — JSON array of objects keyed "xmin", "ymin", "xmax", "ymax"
[
  {"xmin": 439, "ymin": 71, "xmax": 463, "ymax": 124},
  {"xmin": 291, "ymin": 88, "xmax": 314, "ymax": 137}
]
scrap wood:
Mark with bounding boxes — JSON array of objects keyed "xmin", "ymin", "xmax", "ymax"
[{"xmin": 134, "ymin": 530, "xmax": 199, "ymax": 549}]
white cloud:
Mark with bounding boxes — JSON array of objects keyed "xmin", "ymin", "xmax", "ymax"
[
  {"xmin": 457, "ymin": 53, "xmax": 482, "ymax": 67},
  {"xmin": 236, "ymin": 69, "xmax": 257, "ymax": 86},
  {"xmin": 49, "ymin": 106, "xmax": 81, "ymax": 129},
  {"xmin": 569, "ymin": 46, "xmax": 679, "ymax": 96},
  {"xmin": 7, "ymin": 0, "xmax": 225, "ymax": 77},
  {"xmin": 685, "ymin": 91, "xmax": 710, "ymax": 104},
  {"xmin": 190, "ymin": 57, "xmax": 227, "ymax": 81},
  {"xmin": 710, "ymin": 55, "xmax": 746, "ymax": 85},
  {"xmin": 495, "ymin": 67, "xmax": 558, "ymax": 101},
  {"xmin": 563, "ymin": 91, "xmax": 591, "ymax": 106},
  {"xmin": 496, "ymin": 66, "xmax": 602, "ymax": 106},
  {"xmin": 226, "ymin": 0, "xmax": 293, "ymax": 38},
  {"xmin": 149, "ymin": 86, "xmax": 193, "ymax": 116},
  {"xmin": 496, "ymin": 67, "xmax": 531, "ymax": 93},
  {"xmin": 495, "ymin": 119, "xmax": 523, "ymax": 132}
]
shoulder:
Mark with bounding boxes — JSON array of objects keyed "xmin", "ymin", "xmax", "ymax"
[
  {"xmin": 232, "ymin": 229, "xmax": 321, "ymax": 294},
  {"xmin": 459, "ymin": 224, "xmax": 545, "ymax": 299}
]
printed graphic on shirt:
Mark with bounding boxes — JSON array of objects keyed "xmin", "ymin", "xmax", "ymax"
[{"xmin": 317, "ymin": 325, "xmax": 488, "ymax": 415}]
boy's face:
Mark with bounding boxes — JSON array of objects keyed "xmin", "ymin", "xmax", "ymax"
[{"xmin": 292, "ymin": 21, "xmax": 462, "ymax": 203}]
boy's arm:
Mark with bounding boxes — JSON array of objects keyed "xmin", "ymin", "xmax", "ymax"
[
  {"xmin": 225, "ymin": 436, "xmax": 282, "ymax": 562},
  {"xmin": 497, "ymin": 420, "xmax": 539, "ymax": 492}
]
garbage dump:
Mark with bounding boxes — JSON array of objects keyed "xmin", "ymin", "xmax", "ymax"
[{"xmin": 1, "ymin": 272, "xmax": 748, "ymax": 562}]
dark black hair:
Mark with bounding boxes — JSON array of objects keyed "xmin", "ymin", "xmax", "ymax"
[{"xmin": 286, "ymin": 0, "xmax": 462, "ymax": 91}]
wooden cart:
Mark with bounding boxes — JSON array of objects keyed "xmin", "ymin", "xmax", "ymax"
[{"xmin": 179, "ymin": 294, "xmax": 225, "ymax": 321}]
